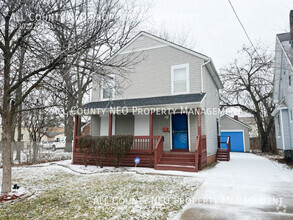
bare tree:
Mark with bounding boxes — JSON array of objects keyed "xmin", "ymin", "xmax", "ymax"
[
  {"xmin": 220, "ymin": 45, "xmax": 276, "ymax": 153},
  {"xmin": 0, "ymin": 0, "xmax": 147, "ymax": 193}
]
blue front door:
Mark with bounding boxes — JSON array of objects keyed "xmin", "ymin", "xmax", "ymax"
[
  {"xmin": 221, "ymin": 131, "xmax": 244, "ymax": 152},
  {"xmin": 172, "ymin": 114, "xmax": 189, "ymax": 150}
]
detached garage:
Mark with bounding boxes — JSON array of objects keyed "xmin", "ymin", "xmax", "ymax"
[{"xmin": 220, "ymin": 115, "xmax": 251, "ymax": 152}]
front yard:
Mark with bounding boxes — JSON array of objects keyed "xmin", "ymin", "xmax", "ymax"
[{"xmin": 0, "ymin": 163, "xmax": 200, "ymax": 219}]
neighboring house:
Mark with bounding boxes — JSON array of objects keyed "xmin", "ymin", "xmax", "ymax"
[
  {"xmin": 0, "ymin": 126, "xmax": 30, "ymax": 142},
  {"xmin": 220, "ymin": 115, "xmax": 251, "ymax": 152},
  {"xmin": 272, "ymin": 11, "xmax": 293, "ymax": 159},
  {"xmin": 41, "ymin": 127, "xmax": 65, "ymax": 142},
  {"xmin": 73, "ymin": 31, "xmax": 224, "ymax": 172},
  {"xmin": 237, "ymin": 116, "xmax": 258, "ymax": 138}
]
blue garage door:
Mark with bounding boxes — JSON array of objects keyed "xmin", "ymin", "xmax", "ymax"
[{"xmin": 221, "ymin": 131, "xmax": 244, "ymax": 152}]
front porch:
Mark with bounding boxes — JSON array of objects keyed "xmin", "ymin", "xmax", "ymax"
[{"xmin": 72, "ymin": 108, "xmax": 208, "ymax": 172}]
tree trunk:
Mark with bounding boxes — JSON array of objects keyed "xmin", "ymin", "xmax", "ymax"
[
  {"xmin": 32, "ymin": 141, "xmax": 38, "ymax": 163},
  {"xmin": 64, "ymin": 115, "xmax": 74, "ymax": 152},
  {"xmin": 1, "ymin": 115, "xmax": 13, "ymax": 193},
  {"xmin": 64, "ymin": 95, "xmax": 75, "ymax": 152}
]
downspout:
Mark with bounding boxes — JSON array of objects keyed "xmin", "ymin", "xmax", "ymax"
[{"xmin": 201, "ymin": 57, "xmax": 211, "ymax": 93}]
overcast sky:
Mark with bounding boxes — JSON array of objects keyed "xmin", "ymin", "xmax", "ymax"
[{"xmin": 145, "ymin": 0, "xmax": 292, "ymax": 68}]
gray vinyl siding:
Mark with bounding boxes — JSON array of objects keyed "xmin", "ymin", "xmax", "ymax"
[
  {"xmin": 202, "ymin": 67, "xmax": 220, "ymax": 156},
  {"xmin": 285, "ymin": 86, "xmax": 293, "ymax": 149},
  {"xmin": 115, "ymin": 113, "xmax": 134, "ymax": 135},
  {"xmin": 91, "ymin": 45, "xmax": 205, "ymax": 101},
  {"xmin": 153, "ymin": 114, "xmax": 170, "ymax": 151},
  {"xmin": 90, "ymin": 115, "xmax": 100, "ymax": 136},
  {"xmin": 122, "ymin": 35, "xmax": 164, "ymax": 52},
  {"xmin": 281, "ymin": 109, "xmax": 292, "ymax": 150},
  {"xmin": 275, "ymin": 113, "xmax": 283, "ymax": 150},
  {"xmin": 273, "ymin": 38, "xmax": 293, "ymax": 150},
  {"xmin": 189, "ymin": 114, "xmax": 198, "ymax": 152},
  {"xmin": 220, "ymin": 117, "xmax": 250, "ymax": 152}
]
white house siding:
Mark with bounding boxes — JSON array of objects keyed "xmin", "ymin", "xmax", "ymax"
[
  {"xmin": 91, "ymin": 45, "xmax": 205, "ymax": 101},
  {"xmin": 273, "ymin": 37, "xmax": 293, "ymax": 151},
  {"xmin": 115, "ymin": 114, "xmax": 134, "ymax": 135},
  {"xmin": 285, "ymin": 86, "xmax": 293, "ymax": 150},
  {"xmin": 152, "ymin": 114, "xmax": 170, "ymax": 151},
  {"xmin": 90, "ymin": 115, "xmax": 100, "ymax": 136},
  {"xmin": 275, "ymin": 113, "xmax": 283, "ymax": 150},
  {"xmin": 189, "ymin": 113, "xmax": 198, "ymax": 152},
  {"xmin": 121, "ymin": 35, "xmax": 166, "ymax": 53},
  {"xmin": 281, "ymin": 109, "xmax": 292, "ymax": 150},
  {"xmin": 202, "ymin": 67, "xmax": 220, "ymax": 156}
]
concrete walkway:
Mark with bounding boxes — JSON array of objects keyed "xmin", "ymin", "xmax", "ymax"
[{"xmin": 178, "ymin": 153, "xmax": 293, "ymax": 220}]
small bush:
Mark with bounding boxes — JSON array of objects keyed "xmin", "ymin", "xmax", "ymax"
[{"xmin": 78, "ymin": 135, "xmax": 133, "ymax": 168}]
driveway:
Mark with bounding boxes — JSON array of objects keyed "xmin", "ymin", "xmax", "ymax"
[{"xmin": 178, "ymin": 152, "xmax": 293, "ymax": 220}]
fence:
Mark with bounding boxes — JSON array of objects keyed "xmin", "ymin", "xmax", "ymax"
[{"xmin": 0, "ymin": 141, "xmax": 72, "ymax": 166}]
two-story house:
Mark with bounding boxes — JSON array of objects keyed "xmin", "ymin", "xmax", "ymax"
[
  {"xmin": 72, "ymin": 31, "xmax": 224, "ymax": 172},
  {"xmin": 272, "ymin": 11, "xmax": 293, "ymax": 160}
]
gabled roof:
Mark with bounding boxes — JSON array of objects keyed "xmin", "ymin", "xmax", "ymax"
[
  {"xmin": 83, "ymin": 93, "xmax": 206, "ymax": 109},
  {"xmin": 220, "ymin": 115, "xmax": 251, "ymax": 130},
  {"xmin": 108, "ymin": 31, "xmax": 223, "ymax": 89},
  {"xmin": 276, "ymin": 33, "xmax": 293, "ymax": 68}
]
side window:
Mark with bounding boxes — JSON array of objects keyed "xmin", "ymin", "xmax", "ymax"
[{"xmin": 289, "ymin": 75, "xmax": 292, "ymax": 87}]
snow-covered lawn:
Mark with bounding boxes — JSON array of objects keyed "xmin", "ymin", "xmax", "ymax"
[{"xmin": 0, "ymin": 162, "xmax": 200, "ymax": 219}]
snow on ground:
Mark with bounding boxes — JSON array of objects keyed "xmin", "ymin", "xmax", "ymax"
[
  {"xmin": 177, "ymin": 152, "xmax": 293, "ymax": 220},
  {"xmin": 1, "ymin": 153, "xmax": 293, "ymax": 219},
  {"xmin": 0, "ymin": 160, "xmax": 201, "ymax": 219}
]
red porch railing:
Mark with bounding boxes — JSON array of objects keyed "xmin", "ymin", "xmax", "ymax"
[
  {"xmin": 154, "ymin": 136, "xmax": 164, "ymax": 168},
  {"xmin": 132, "ymin": 136, "xmax": 161, "ymax": 152},
  {"xmin": 218, "ymin": 135, "xmax": 231, "ymax": 161},
  {"xmin": 227, "ymin": 136, "xmax": 231, "ymax": 161},
  {"xmin": 194, "ymin": 135, "xmax": 201, "ymax": 172}
]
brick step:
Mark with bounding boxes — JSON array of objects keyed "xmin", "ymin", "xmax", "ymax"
[
  {"xmin": 158, "ymin": 161, "xmax": 195, "ymax": 166},
  {"xmin": 155, "ymin": 164, "xmax": 196, "ymax": 172}
]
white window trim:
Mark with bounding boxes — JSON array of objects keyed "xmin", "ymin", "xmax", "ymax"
[
  {"xmin": 100, "ymin": 75, "xmax": 115, "ymax": 101},
  {"xmin": 171, "ymin": 63, "xmax": 190, "ymax": 95}
]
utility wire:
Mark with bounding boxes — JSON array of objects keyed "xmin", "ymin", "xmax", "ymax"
[{"xmin": 228, "ymin": 0, "xmax": 263, "ymax": 60}]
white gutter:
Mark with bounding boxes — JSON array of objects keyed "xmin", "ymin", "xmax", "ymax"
[{"xmin": 201, "ymin": 57, "xmax": 211, "ymax": 93}]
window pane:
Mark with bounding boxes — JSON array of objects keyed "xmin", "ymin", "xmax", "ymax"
[
  {"xmin": 174, "ymin": 68, "xmax": 186, "ymax": 81},
  {"xmin": 174, "ymin": 80, "xmax": 187, "ymax": 93},
  {"xmin": 103, "ymin": 88, "xmax": 113, "ymax": 99},
  {"xmin": 102, "ymin": 77, "xmax": 114, "ymax": 99}
]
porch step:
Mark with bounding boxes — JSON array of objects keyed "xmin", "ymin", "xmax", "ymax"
[
  {"xmin": 155, "ymin": 152, "xmax": 196, "ymax": 172},
  {"xmin": 155, "ymin": 164, "xmax": 196, "ymax": 172},
  {"xmin": 216, "ymin": 149, "xmax": 229, "ymax": 161}
]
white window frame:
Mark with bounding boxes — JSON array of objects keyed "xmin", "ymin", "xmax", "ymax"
[
  {"xmin": 171, "ymin": 63, "xmax": 190, "ymax": 95},
  {"xmin": 100, "ymin": 75, "xmax": 115, "ymax": 100}
]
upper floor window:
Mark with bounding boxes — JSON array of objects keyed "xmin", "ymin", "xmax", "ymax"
[
  {"xmin": 289, "ymin": 75, "xmax": 292, "ymax": 87},
  {"xmin": 171, "ymin": 63, "xmax": 190, "ymax": 94},
  {"xmin": 101, "ymin": 76, "xmax": 115, "ymax": 100}
]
